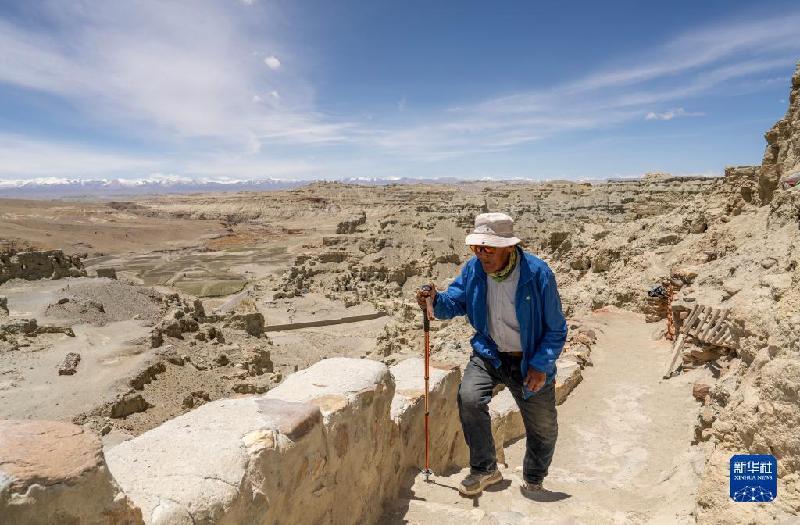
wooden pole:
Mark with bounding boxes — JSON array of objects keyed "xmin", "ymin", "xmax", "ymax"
[
  {"xmin": 663, "ymin": 304, "xmax": 700, "ymax": 379},
  {"xmin": 422, "ymin": 287, "xmax": 434, "ymax": 481}
]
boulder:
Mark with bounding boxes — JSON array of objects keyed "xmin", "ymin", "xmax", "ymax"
[
  {"xmin": 688, "ymin": 219, "xmax": 708, "ymax": 234},
  {"xmin": 760, "ymin": 273, "xmax": 792, "ymax": 301},
  {"xmin": 577, "ymin": 328, "xmax": 597, "ymax": 344},
  {"xmin": 569, "ymin": 255, "xmax": 591, "ymax": 271},
  {"xmin": 231, "ymin": 377, "xmax": 271, "ymax": 395},
  {"xmin": 181, "ymin": 390, "xmax": 210, "ymax": 409},
  {"xmin": 1, "ymin": 318, "xmax": 37, "ymax": 335},
  {"xmin": 150, "ymin": 329, "xmax": 163, "ymax": 348},
  {"xmin": 262, "ymin": 357, "xmax": 398, "ymax": 525},
  {"xmin": 228, "ymin": 312, "xmax": 265, "ymax": 337},
  {"xmin": 760, "ymin": 257, "xmax": 778, "ymax": 269},
  {"xmin": 657, "ymin": 233, "xmax": 682, "ymax": 246},
  {"xmin": 570, "ymin": 343, "xmax": 593, "ymax": 367},
  {"xmin": 591, "ymin": 251, "xmax": 618, "ymax": 273},
  {"xmin": 35, "ymin": 325, "xmax": 75, "ymax": 337},
  {"xmin": 96, "ymin": 268, "xmax": 117, "ymax": 279},
  {"xmin": 672, "ymin": 267, "xmax": 699, "ymax": 285},
  {"xmin": 548, "ymin": 231, "xmax": 569, "ymax": 251},
  {"xmin": 0, "ymin": 420, "xmax": 142, "ymax": 524},
  {"xmin": 109, "ymin": 394, "xmax": 151, "ymax": 419},
  {"xmin": 693, "ymin": 382, "xmax": 711, "ymax": 402},
  {"xmin": 58, "ymin": 352, "xmax": 81, "ymax": 376},
  {"xmin": 192, "ymin": 298, "xmax": 206, "ymax": 319}
]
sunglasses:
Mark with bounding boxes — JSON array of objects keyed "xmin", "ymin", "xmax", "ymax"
[{"xmin": 469, "ymin": 245, "xmax": 498, "ymax": 255}]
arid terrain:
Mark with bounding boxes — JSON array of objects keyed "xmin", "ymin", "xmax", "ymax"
[{"xmin": 1, "ymin": 64, "xmax": 799, "ymax": 525}]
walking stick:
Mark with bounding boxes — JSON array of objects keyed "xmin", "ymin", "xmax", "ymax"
[{"xmin": 421, "ymin": 285, "xmax": 434, "ymax": 482}]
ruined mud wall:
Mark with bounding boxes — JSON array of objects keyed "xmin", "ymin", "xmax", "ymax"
[
  {"xmin": 0, "ymin": 249, "xmax": 86, "ymax": 285},
  {"xmin": 104, "ymin": 357, "xmax": 532, "ymax": 525},
  {"xmin": 2, "ymin": 357, "xmax": 528, "ymax": 524}
]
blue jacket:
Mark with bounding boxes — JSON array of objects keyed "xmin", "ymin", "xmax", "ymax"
[{"xmin": 433, "ymin": 246, "xmax": 568, "ymax": 399}]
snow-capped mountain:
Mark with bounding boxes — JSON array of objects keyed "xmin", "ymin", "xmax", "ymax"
[
  {"xmin": 0, "ymin": 176, "xmax": 308, "ymax": 198},
  {"xmin": 0, "ymin": 175, "xmax": 529, "ymax": 198}
]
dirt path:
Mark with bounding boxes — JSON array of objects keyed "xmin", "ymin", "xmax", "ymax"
[{"xmin": 383, "ymin": 308, "xmax": 709, "ymax": 525}]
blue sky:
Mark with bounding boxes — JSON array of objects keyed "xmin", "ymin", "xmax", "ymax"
[{"xmin": 0, "ymin": 0, "xmax": 799, "ymax": 182}]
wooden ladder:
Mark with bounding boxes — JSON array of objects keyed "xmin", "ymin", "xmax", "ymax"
[{"xmin": 663, "ymin": 304, "xmax": 733, "ymax": 379}]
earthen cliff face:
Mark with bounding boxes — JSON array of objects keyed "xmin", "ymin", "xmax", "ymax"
[{"xmin": 759, "ymin": 61, "xmax": 800, "ymax": 203}]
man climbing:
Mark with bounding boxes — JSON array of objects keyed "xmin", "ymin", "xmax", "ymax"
[{"xmin": 416, "ymin": 212, "xmax": 567, "ymax": 497}]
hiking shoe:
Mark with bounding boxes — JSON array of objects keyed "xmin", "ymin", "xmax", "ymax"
[
  {"xmin": 520, "ymin": 480, "xmax": 544, "ymax": 495},
  {"xmin": 458, "ymin": 469, "xmax": 502, "ymax": 496}
]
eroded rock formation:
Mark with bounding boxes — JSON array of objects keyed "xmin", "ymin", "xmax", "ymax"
[
  {"xmin": 759, "ymin": 61, "xmax": 800, "ymax": 203},
  {"xmin": 0, "ymin": 249, "xmax": 86, "ymax": 285}
]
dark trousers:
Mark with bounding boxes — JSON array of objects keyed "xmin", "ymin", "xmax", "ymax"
[{"xmin": 457, "ymin": 353, "xmax": 558, "ymax": 484}]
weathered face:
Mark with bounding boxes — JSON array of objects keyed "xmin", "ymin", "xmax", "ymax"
[{"xmin": 471, "ymin": 245, "xmax": 514, "ymax": 274}]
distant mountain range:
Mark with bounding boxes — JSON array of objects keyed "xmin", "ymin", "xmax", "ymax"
[
  {"xmin": 0, "ymin": 176, "xmax": 521, "ymax": 198},
  {"xmin": 0, "ymin": 177, "xmax": 309, "ymax": 199},
  {"xmin": 0, "ymin": 173, "xmax": 717, "ymax": 199}
]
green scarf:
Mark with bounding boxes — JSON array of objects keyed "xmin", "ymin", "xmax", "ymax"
[{"xmin": 488, "ymin": 246, "xmax": 518, "ymax": 282}]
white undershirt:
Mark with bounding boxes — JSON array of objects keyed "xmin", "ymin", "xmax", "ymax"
[{"xmin": 486, "ymin": 258, "xmax": 523, "ymax": 353}]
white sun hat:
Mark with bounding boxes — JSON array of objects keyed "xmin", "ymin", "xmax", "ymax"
[{"xmin": 464, "ymin": 212, "xmax": 521, "ymax": 247}]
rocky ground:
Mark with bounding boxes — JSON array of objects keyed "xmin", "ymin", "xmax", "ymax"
[{"xmin": 1, "ymin": 61, "xmax": 798, "ymax": 525}]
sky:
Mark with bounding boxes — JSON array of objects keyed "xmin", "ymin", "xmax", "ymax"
[{"xmin": 0, "ymin": 0, "xmax": 799, "ymax": 183}]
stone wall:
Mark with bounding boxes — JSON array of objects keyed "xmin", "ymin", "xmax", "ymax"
[
  {"xmin": 0, "ymin": 249, "xmax": 86, "ymax": 285},
  {"xmin": 0, "ymin": 420, "xmax": 142, "ymax": 524},
  {"xmin": 101, "ymin": 357, "xmax": 527, "ymax": 525},
  {"xmin": 0, "ymin": 356, "xmax": 563, "ymax": 524}
]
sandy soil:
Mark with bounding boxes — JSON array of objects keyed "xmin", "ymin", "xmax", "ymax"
[
  {"xmin": 0, "ymin": 320, "xmax": 153, "ymax": 421},
  {"xmin": 0, "ymin": 198, "xmax": 227, "ymax": 256}
]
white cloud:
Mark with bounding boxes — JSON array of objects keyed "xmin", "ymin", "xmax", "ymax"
[
  {"xmin": 0, "ymin": 3, "xmax": 799, "ymax": 179},
  {"xmin": 367, "ymin": 13, "xmax": 800, "ymax": 159},
  {"xmin": 0, "ymin": 132, "xmax": 325, "ymax": 180},
  {"xmin": 264, "ymin": 55, "xmax": 281, "ymax": 70},
  {"xmin": 0, "ymin": 134, "xmax": 156, "ymax": 178},
  {"xmin": 645, "ymin": 108, "xmax": 705, "ymax": 121},
  {"xmin": 0, "ymin": 1, "xmax": 344, "ymax": 152}
]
